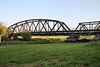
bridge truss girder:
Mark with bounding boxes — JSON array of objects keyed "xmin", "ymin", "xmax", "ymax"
[
  {"xmin": 8, "ymin": 19, "xmax": 70, "ymax": 35},
  {"xmin": 74, "ymin": 21, "xmax": 100, "ymax": 34},
  {"xmin": 75, "ymin": 21, "xmax": 100, "ymax": 30}
]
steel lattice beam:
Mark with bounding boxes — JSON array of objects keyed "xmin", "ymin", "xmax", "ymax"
[
  {"xmin": 8, "ymin": 20, "xmax": 100, "ymax": 36},
  {"xmin": 8, "ymin": 19, "xmax": 70, "ymax": 36}
]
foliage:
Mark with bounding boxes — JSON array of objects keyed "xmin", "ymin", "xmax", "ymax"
[
  {"xmin": 21, "ymin": 32, "xmax": 31, "ymax": 41},
  {"xmin": 0, "ymin": 22, "xmax": 10, "ymax": 41},
  {"xmin": 13, "ymin": 35, "xmax": 20, "ymax": 41},
  {"xmin": 77, "ymin": 39, "xmax": 91, "ymax": 42},
  {"xmin": 14, "ymin": 35, "xmax": 69, "ymax": 42},
  {"xmin": 0, "ymin": 22, "xmax": 7, "ymax": 36},
  {"xmin": 67, "ymin": 35, "xmax": 80, "ymax": 41},
  {"xmin": 0, "ymin": 42, "xmax": 100, "ymax": 67},
  {"xmin": 65, "ymin": 39, "xmax": 91, "ymax": 42},
  {"xmin": 1, "ymin": 36, "xmax": 9, "ymax": 41},
  {"xmin": 0, "ymin": 29, "xmax": 2, "ymax": 34},
  {"xmin": 6, "ymin": 27, "xmax": 11, "ymax": 34}
]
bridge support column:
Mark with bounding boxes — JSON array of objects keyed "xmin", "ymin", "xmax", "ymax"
[
  {"xmin": 95, "ymin": 34, "xmax": 100, "ymax": 40},
  {"xmin": 97, "ymin": 34, "xmax": 100, "ymax": 40},
  {"xmin": 67, "ymin": 32, "xmax": 80, "ymax": 41}
]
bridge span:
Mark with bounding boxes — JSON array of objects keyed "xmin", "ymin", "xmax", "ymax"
[{"xmin": 8, "ymin": 19, "xmax": 100, "ymax": 36}]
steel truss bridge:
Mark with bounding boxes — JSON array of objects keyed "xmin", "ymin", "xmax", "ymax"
[{"xmin": 8, "ymin": 19, "xmax": 100, "ymax": 36}]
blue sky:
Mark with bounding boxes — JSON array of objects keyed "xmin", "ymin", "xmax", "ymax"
[{"xmin": 0, "ymin": 0, "xmax": 100, "ymax": 28}]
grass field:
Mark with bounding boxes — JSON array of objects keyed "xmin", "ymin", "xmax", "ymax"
[
  {"xmin": 0, "ymin": 41, "xmax": 100, "ymax": 67},
  {"xmin": 17, "ymin": 35, "xmax": 95, "ymax": 42},
  {"xmin": 17, "ymin": 36, "xmax": 68, "ymax": 41}
]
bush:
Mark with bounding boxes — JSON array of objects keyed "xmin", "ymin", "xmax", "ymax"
[
  {"xmin": 13, "ymin": 35, "xmax": 20, "ymax": 41},
  {"xmin": 48, "ymin": 38, "xmax": 62, "ymax": 42},
  {"xmin": 66, "ymin": 35, "xmax": 80, "ymax": 41},
  {"xmin": 64, "ymin": 38, "xmax": 91, "ymax": 42},
  {"xmin": 1, "ymin": 35, "xmax": 10, "ymax": 41},
  {"xmin": 88, "ymin": 41, "xmax": 100, "ymax": 46},
  {"xmin": 77, "ymin": 39, "xmax": 91, "ymax": 42},
  {"xmin": 21, "ymin": 32, "xmax": 31, "ymax": 41}
]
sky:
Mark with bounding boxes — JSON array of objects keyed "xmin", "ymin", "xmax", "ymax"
[{"xmin": 0, "ymin": 0, "xmax": 100, "ymax": 29}]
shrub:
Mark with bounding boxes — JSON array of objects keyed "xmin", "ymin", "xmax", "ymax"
[
  {"xmin": 67, "ymin": 35, "xmax": 80, "ymax": 41},
  {"xmin": 77, "ymin": 39, "xmax": 91, "ymax": 42},
  {"xmin": 13, "ymin": 35, "xmax": 20, "ymax": 41},
  {"xmin": 48, "ymin": 38, "xmax": 62, "ymax": 42},
  {"xmin": 64, "ymin": 38, "xmax": 91, "ymax": 42},
  {"xmin": 21, "ymin": 32, "xmax": 31, "ymax": 41},
  {"xmin": 1, "ymin": 35, "xmax": 9, "ymax": 41}
]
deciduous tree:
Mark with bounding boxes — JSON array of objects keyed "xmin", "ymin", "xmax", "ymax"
[
  {"xmin": 0, "ymin": 22, "xmax": 9, "ymax": 41},
  {"xmin": 0, "ymin": 22, "xmax": 6, "ymax": 36}
]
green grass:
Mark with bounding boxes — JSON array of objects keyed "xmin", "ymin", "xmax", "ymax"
[
  {"xmin": 0, "ymin": 40, "xmax": 50, "ymax": 45},
  {"xmin": 0, "ymin": 41, "xmax": 100, "ymax": 67}
]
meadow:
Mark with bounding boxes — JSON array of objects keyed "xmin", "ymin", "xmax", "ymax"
[
  {"xmin": 0, "ymin": 41, "xmax": 100, "ymax": 67},
  {"xmin": 17, "ymin": 35, "xmax": 95, "ymax": 41},
  {"xmin": 17, "ymin": 36, "xmax": 68, "ymax": 41}
]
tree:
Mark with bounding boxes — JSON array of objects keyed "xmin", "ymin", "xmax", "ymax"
[
  {"xmin": 0, "ymin": 22, "xmax": 6, "ymax": 36},
  {"xmin": 0, "ymin": 22, "xmax": 9, "ymax": 41}
]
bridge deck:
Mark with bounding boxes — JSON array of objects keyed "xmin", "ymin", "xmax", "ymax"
[{"xmin": 9, "ymin": 29, "xmax": 100, "ymax": 36}]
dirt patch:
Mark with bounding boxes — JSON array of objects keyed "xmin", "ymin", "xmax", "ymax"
[
  {"xmin": 7, "ymin": 63, "xmax": 33, "ymax": 67},
  {"xmin": 0, "ymin": 45, "xmax": 19, "ymax": 49}
]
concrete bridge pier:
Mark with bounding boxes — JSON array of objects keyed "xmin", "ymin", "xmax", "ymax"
[
  {"xmin": 95, "ymin": 34, "xmax": 100, "ymax": 40},
  {"xmin": 97, "ymin": 34, "xmax": 100, "ymax": 40}
]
